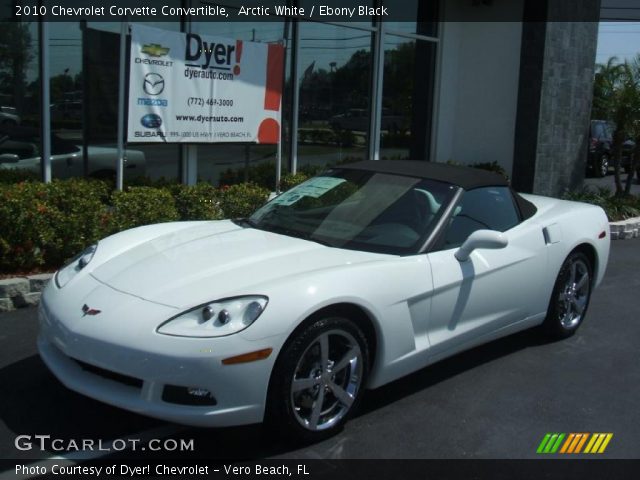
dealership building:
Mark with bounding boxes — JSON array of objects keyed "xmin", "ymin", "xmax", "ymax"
[{"xmin": 0, "ymin": 0, "xmax": 607, "ymax": 196}]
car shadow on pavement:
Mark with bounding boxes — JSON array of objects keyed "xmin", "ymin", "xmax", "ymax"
[
  {"xmin": 0, "ymin": 328, "xmax": 556, "ymax": 459},
  {"xmin": 0, "ymin": 355, "xmax": 162, "ymax": 445},
  {"xmin": 359, "ymin": 327, "xmax": 555, "ymax": 416}
]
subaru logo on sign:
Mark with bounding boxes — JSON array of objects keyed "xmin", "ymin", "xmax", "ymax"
[
  {"xmin": 143, "ymin": 73, "xmax": 165, "ymax": 95},
  {"xmin": 140, "ymin": 114, "xmax": 162, "ymax": 129}
]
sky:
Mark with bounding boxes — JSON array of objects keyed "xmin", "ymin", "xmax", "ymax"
[{"xmin": 596, "ymin": 21, "xmax": 640, "ymax": 65}]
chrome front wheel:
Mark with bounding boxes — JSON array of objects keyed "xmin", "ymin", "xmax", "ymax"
[
  {"xmin": 290, "ymin": 329, "xmax": 363, "ymax": 431},
  {"xmin": 267, "ymin": 316, "xmax": 369, "ymax": 442}
]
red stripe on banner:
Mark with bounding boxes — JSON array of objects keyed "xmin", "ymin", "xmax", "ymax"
[
  {"xmin": 236, "ymin": 40, "xmax": 243, "ymax": 63},
  {"xmin": 264, "ymin": 43, "xmax": 284, "ymax": 111}
]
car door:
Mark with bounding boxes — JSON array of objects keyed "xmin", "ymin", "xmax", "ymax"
[{"xmin": 425, "ymin": 187, "xmax": 547, "ymax": 356}]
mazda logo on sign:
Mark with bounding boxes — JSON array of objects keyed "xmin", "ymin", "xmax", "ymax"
[{"xmin": 143, "ymin": 73, "xmax": 165, "ymax": 95}]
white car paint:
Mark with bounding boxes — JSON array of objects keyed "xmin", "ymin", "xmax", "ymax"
[
  {"xmin": 38, "ymin": 191, "xmax": 610, "ymax": 428},
  {"xmin": 0, "ymin": 145, "xmax": 145, "ymax": 179},
  {"xmin": 0, "ymin": 106, "xmax": 20, "ymax": 125}
]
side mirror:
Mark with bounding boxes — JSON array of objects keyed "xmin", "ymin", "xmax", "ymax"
[
  {"xmin": 0, "ymin": 153, "xmax": 19, "ymax": 164},
  {"xmin": 455, "ymin": 229, "xmax": 508, "ymax": 262}
]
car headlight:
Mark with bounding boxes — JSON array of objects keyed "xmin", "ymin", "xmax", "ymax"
[
  {"xmin": 55, "ymin": 244, "xmax": 97, "ymax": 288},
  {"xmin": 157, "ymin": 296, "xmax": 268, "ymax": 338}
]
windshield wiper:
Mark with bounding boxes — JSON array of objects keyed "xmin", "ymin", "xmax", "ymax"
[
  {"xmin": 235, "ymin": 218, "xmax": 332, "ymax": 247},
  {"xmin": 232, "ymin": 217, "xmax": 259, "ymax": 228},
  {"xmin": 266, "ymin": 224, "xmax": 332, "ymax": 247}
]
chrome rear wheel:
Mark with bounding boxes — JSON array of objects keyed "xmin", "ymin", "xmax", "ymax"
[
  {"xmin": 543, "ymin": 251, "xmax": 593, "ymax": 338},
  {"xmin": 558, "ymin": 257, "xmax": 590, "ymax": 329}
]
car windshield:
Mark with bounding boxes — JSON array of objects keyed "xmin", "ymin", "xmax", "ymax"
[{"xmin": 248, "ymin": 168, "xmax": 457, "ymax": 255}]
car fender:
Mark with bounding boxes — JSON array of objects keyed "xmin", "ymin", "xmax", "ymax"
[{"xmin": 238, "ymin": 254, "xmax": 434, "ymax": 388}]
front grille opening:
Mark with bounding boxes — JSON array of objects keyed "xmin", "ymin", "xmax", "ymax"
[
  {"xmin": 162, "ymin": 385, "xmax": 217, "ymax": 406},
  {"xmin": 74, "ymin": 359, "xmax": 143, "ymax": 389}
]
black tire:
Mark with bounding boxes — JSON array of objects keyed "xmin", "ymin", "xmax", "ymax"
[
  {"xmin": 266, "ymin": 316, "xmax": 369, "ymax": 443},
  {"xmin": 596, "ymin": 154, "xmax": 609, "ymax": 178},
  {"xmin": 542, "ymin": 251, "xmax": 593, "ymax": 339}
]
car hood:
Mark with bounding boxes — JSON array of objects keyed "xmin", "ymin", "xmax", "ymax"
[{"xmin": 90, "ymin": 220, "xmax": 383, "ymax": 309}]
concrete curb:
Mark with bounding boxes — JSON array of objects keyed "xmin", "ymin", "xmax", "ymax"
[
  {"xmin": 0, "ymin": 273, "xmax": 52, "ymax": 312},
  {"xmin": 609, "ymin": 216, "xmax": 640, "ymax": 240}
]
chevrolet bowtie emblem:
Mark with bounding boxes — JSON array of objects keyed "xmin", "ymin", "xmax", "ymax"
[
  {"xmin": 141, "ymin": 43, "xmax": 170, "ymax": 57},
  {"xmin": 82, "ymin": 304, "xmax": 101, "ymax": 317}
]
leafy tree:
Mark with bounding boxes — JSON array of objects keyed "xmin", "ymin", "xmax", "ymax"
[{"xmin": 0, "ymin": 23, "xmax": 34, "ymax": 114}]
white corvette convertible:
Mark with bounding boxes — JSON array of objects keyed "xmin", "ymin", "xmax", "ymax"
[{"xmin": 38, "ymin": 161, "xmax": 610, "ymax": 441}]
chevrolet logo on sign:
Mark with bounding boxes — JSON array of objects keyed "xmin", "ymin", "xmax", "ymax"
[{"xmin": 141, "ymin": 43, "xmax": 170, "ymax": 57}]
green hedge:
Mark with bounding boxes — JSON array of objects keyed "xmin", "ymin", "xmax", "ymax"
[
  {"xmin": 0, "ymin": 177, "xmax": 270, "ymax": 274},
  {"xmin": 563, "ymin": 187, "xmax": 640, "ymax": 221},
  {"xmin": 218, "ymin": 183, "xmax": 270, "ymax": 218},
  {"xmin": 218, "ymin": 162, "xmax": 325, "ymax": 191}
]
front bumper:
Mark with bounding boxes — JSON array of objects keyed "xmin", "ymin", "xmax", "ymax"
[{"xmin": 37, "ymin": 279, "xmax": 278, "ymax": 427}]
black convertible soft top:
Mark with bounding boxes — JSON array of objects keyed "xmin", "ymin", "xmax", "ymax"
[
  {"xmin": 335, "ymin": 160, "xmax": 537, "ymax": 220},
  {"xmin": 337, "ymin": 160, "xmax": 509, "ymax": 190}
]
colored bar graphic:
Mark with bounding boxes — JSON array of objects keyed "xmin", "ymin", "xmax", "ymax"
[
  {"xmin": 584, "ymin": 433, "xmax": 614, "ymax": 454},
  {"xmin": 598, "ymin": 434, "xmax": 613, "ymax": 453},
  {"xmin": 550, "ymin": 433, "xmax": 565, "ymax": 453},
  {"xmin": 567, "ymin": 433, "xmax": 583, "ymax": 453},
  {"xmin": 538, "ymin": 433, "xmax": 613, "ymax": 454},
  {"xmin": 574, "ymin": 433, "xmax": 589, "ymax": 453},
  {"xmin": 536, "ymin": 433, "xmax": 565, "ymax": 454},
  {"xmin": 560, "ymin": 433, "xmax": 575, "ymax": 453},
  {"xmin": 537, "ymin": 433, "xmax": 552, "ymax": 453},
  {"xmin": 544, "ymin": 434, "xmax": 559, "ymax": 453},
  {"xmin": 584, "ymin": 434, "xmax": 598, "ymax": 453},
  {"xmin": 536, "ymin": 433, "xmax": 551, "ymax": 453}
]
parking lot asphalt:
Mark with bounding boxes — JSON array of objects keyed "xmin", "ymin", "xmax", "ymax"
[
  {"xmin": 584, "ymin": 171, "xmax": 640, "ymax": 195},
  {"xmin": 1, "ymin": 238, "xmax": 639, "ymax": 462}
]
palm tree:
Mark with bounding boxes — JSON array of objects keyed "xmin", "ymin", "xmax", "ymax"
[
  {"xmin": 592, "ymin": 57, "xmax": 623, "ymax": 120},
  {"xmin": 592, "ymin": 56, "xmax": 640, "ymax": 196}
]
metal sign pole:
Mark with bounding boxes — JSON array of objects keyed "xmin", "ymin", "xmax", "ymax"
[
  {"xmin": 116, "ymin": 19, "xmax": 128, "ymax": 191},
  {"xmin": 275, "ymin": 36, "xmax": 288, "ymax": 194},
  {"xmin": 39, "ymin": 19, "xmax": 51, "ymax": 183},
  {"xmin": 276, "ymin": 112, "xmax": 282, "ymax": 193}
]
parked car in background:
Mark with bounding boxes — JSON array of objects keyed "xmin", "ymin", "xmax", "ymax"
[
  {"xmin": 587, "ymin": 120, "xmax": 636, "ymax": 178},
  {"xmin": 0, "ymin": 126, "xmax": 145, "ymax": 179},
  {"xmin": 330, "ymin": 108, "xmax": 404, "ymax": 133},
  {"xmin": 620, "ymin": 138, "xmax": 637, "ymax": 177},
  {"xmin": 0, "ymin": 106, "xmax": 20, "ymax": 126},
  {"xmin": 587, "ymin": 120, "xmax": 612, "ymax": 178}
]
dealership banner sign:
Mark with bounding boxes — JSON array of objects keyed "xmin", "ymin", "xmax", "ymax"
[{"xmin": 127, "ymin": 24, "xmax": 284, "ymax": 144}]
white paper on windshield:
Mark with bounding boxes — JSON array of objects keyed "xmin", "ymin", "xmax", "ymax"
[{"xmin": 272, "ymin": 177, "xmax": 346, "ymax": 205}]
